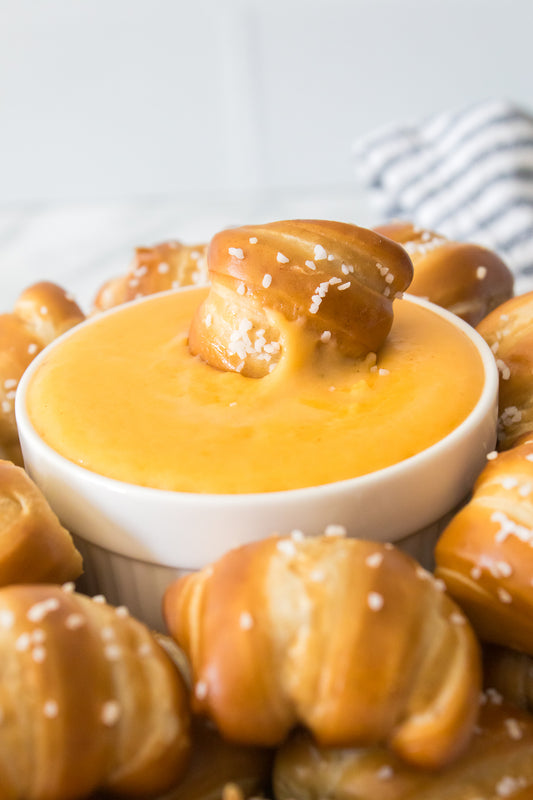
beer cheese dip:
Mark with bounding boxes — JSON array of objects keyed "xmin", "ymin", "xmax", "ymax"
[{"xmin": 26, "ymin": 288, "xmax": 484, "ymax": 494}]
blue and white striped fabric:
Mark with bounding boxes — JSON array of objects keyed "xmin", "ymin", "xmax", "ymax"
[{"xmin": 352, "ymin": 100, "xmax": 533, "ymax": 294}]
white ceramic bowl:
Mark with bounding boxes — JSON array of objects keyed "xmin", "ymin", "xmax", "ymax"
[{"xmin": 16, "ymin": 294, "xmax": 499, "ymax": 630}]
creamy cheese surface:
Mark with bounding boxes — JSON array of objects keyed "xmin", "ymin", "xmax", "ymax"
[{"xmin": 26, "ymin": 288, "xmax": 485, "ymax": 493}]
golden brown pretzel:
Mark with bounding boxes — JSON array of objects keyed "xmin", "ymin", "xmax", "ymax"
[
  {"xmin": 93, "ymin": 241, "xmax": 208, "ymax": 311},
  {"xmin": 188, "ymin": 220, "xmax": 413, "ymax": 377},
  {"xmin": 155, "ymin": 717, "xmax": 273, "ymax": 800},
  {"xmin": 374, "ymin": 221, "xmax": 513, "ymax": 326},
  {"xmin": 273, "ymin": 699, "xmax": 533, "ymax": 800},
  {"xmin": 0, "ymin": 459, "xmax": 82, "ymax": 586},
  {"xmin": 435, "ymin": 434, "xmax": 533, "ymax": 655},
  {"xmin": 0, "ymin": 281, "xmax": 85, "ymax": 465},
  {"xmin": 0, "ymin": 584, "xmax": 191, "ymax": 800},
  {"xmin": 483, "ymin": 644, "xmax": 533, "ymax": 712},
  {"xmin": 477, "ymin": 291, "xmax": 533, "ymax": 449},
  {"xmin": 163, "ymin": 535, "xmax": 481, "ymax": 769}
]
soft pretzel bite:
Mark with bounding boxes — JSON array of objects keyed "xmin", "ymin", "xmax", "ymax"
[
  {"xmin": 154, "ymin": 717, "xmax": 273, "ymax": 800},
  {"xmin": 477, "ymin": 291, "xmax": 533, "ymax": 449},
  {"xmin": 0, "ymin": 584, "xmax": 191, "ymax": 800},
  {"xmin": 93, "ymin": 241, "xmax": 208, "ymax": 311},
  {"xmin": 164, "ymin": 535, "xmax": 481, "ymax": 770},
  {"xmin": 0, "ymin": 459, "xmax": 82, "ymax": 586},
  {"xmin": 483, "ymin": 644, "xmax": 533, "ymax": 712},
  {"xmin": 13, "ymin": 281, "xmax": 85, "ymax": 347},
  {"xmin": 273, "ymin": 698, "xmax": 533, "ymax": 800},
  {"xmin": 188, "ymin": 220, "xmax": 413, "ymax": 377},
  {"xmin": 375, "ymin": 221, "xmax": 513, "ymax": 326},
  {"xmin": 0, "ymin": 282, "xmax": 85, "ymax": 465},
  {"xmin": 435, "ymin": 435, "xmax": 533, "ymax": 655}
]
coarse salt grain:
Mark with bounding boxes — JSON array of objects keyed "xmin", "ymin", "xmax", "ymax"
[
  {"xmin": 277, "ymin": 252, "xmax": 289, "ymax": 264},
  {"xmin": 486, "ymin": 450, "xmax": 498, "ymax": 460},
  {"xmin": 101, "ymin": 700, "xmax": 121, "ymax": 727},
  {"xmin": 262, "ymin": 273, "xmax": 273, "ymax": 288},
  {"xmin": 27, "ymin": 598, "xmax": 60, "ymax": 623},
  {"xmin": 365, "ymin": 552, "xmax": 384, "ymax": 568},
  {"xmin": 0, "ymin": 610, "xmax": 14, "ymax": 629},
  {"xmin": 65, "ymin": 613, "xmax": 85, "ymax": 630},
  {"xmin": 450, "ymin": 612, "xmax": 466, "ymax": 626},
  {"xmin": 476, "ymin": 266, "xmax": 488, "ymax": 279},
  {"xmin": 228, "ymin": 247, "xmax": 244, "ymax": 260},
  {"xmin": 376, "ymin": 765, "xmax": 394, "ymax": 780},
  {"xmin": 497, "ymin": 587, "xmax": 513, "ymax": 604},
  {"xmin": 324, "ymin": 524, "xmax": 346, "ymax": 537},
  {"xmin": 314, "ymin": 244, "xmax": 327, "ymax": 261},
  {"xmin": 43, "ymin": 700, "xmax": 59, "ymax": 719},
  {"xmin": 305, "ymin": 260, "xmax": 316, "ymax": 270},
  {"xmin": 249, "ymin": 237, "xmax": 258, "ymax": 244},
  {"xmin": 195, "ymin": 681, "xmax": 208, "ymax": 700},
  {"xmin": 505, "ymin": 718, "xmax": 523, "ymax": 740},
  {"xmin": 104, "ymin": 644, "xmax": 122, "ymax": 661},
  {"xmin": 236, "ymin": 283, "xmax": 246, "ymax": 296},
  {"xmin": 138, "ymin": 642, "xmax": 152, "ymax": 657},
  {"xmin": 277, "ymin": 539, "xmax": 297, "ymax": 556},
  {"xmin": 496, "ymin": 776, "xmax": 527, "ymax": 797},
  {"xmin": 368, "ymin": 592, "xmax": 384, "ymax": 611},
  {"xmin": 496, "ymin": 359, "xmax": 511, "ymax": 380},
  {"xmin": 320, "ymin": 330, "xmax": 332, "ymax": 343},
  {"xmin": 157, "ymin": 262, "xmax": 170, "ymax": 274},
  {"xmin": 239, "ymin": 612, "xmax": 254, "ymax": 630},
  {"xmin": 32, "ymin": 646, "xmax": 46, "ymax": 663}
]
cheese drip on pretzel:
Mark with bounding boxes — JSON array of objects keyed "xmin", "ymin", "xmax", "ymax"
[
  {"xmin": 0, "ymin": 584, "xmax": 191, "ymax": 800},
  {"xmin": 164, "ymin": 535, "xmax": 481, "ymax": 769},
  {"xmin": 435, "ymin": 434, "xmax": 533, "ymax": 655},
  {"xmin": 375, "ymin": 221, "xmax": 513, "ymax": 326},
  {"xmin": 188, "ymin": 220, "xmax": 413, "ymax": 377}
]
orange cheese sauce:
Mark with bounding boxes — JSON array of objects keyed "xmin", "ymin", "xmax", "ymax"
[{"xmin": 26, "ymin": 288, "xmax": 484, "ymax": 493}]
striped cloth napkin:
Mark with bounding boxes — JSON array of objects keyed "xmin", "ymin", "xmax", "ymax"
[{"xmin": 352, "ymin": 99, "xmax": 533, "ymax": 293}]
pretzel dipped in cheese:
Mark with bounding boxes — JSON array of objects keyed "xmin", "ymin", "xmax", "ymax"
[
  {"xmin": 435, "ymin": 434, "xmax": 533, "ymax": 655},
  {"xmin": 0, "ymin": 281, "xmax": 85, "ymax": 465},
  {"xmin": 477, "ymin": 291, "xmax": 533, "ymax": 449},
  {"xmin": 163, "ymin": 535, "xmax": 481, "ymax": 770},
  {"xmin": 93, "ymin": 241, "xmax": 208, "ymax": 312},
  {"xmin": 0, "ymin": 584, "xmax": 191, "ymax": 800},
  {"xmin": 188, "ymin": 220, "xmax": 413, "ymax": 377},
  {"xmin": 0, "ymin": 459, "xmax": 82, "ymax": 586},
  {"xmin": 374, "ymin": 222, "xmax": 513, "ymax": 326},
  {"xmin": 273, "ymin": 698, "xmax": 533, "ymax": 800}
]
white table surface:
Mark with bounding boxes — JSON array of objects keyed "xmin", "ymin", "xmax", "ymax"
[{"xmin": 0, "ymin": 186, "xmax": 375, "ymax": 314}]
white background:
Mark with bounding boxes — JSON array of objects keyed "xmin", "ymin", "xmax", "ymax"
[
  {"xmin": 0, "ymin": 0, "xmax": 532, "ymax": 307},
  {"xmin": 1, "ymin": 0, "xmax": 532, "ymax": 202}
]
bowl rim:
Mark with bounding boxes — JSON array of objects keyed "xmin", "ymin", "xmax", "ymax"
[{"xmin": 15, "ymin": 288, "xmax": 499, "ymax": 506}]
